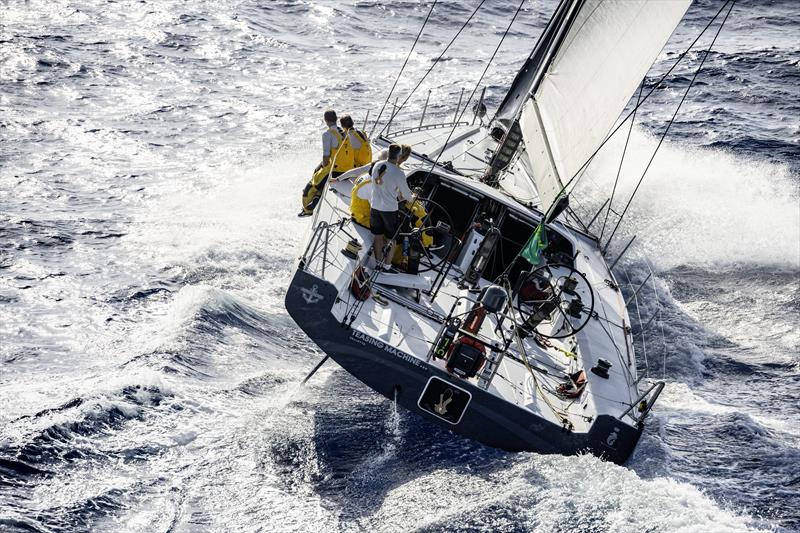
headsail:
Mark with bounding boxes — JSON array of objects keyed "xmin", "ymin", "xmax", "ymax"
[{"xmin": 494, "ymin": 0, "xmax": 692, "ymax": 211}]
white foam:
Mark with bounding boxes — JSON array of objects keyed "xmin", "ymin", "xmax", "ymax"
[
  {"xmin": 123, "ymin": 148, "xmax": 317, "ymax": 309},
  {"xmin": 365, "ymin": 453, "xmax": 773, "ymax": 533},
  {"xmin": 660, "ymin": 382, "xmax": 800, "ymax": 443},
  {"xmin": 577, "ymin": 129, "xmax": 800, "ymax": 270}
]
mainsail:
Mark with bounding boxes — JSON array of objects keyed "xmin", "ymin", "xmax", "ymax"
[{"xmin": 494, "ymin": 0, "xmax": 692, "ymax": 210}]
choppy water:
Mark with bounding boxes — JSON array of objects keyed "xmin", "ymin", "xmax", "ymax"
[{"xmin": 1, "ymin": 0, "xmax": 798, "ymax": 531}]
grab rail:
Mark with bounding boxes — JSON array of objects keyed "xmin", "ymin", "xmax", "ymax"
[
  {"xmin": 387, "ymin": 121, "xmax": 471, "ymax": 138},
  {"xmin": 618, "ymin": 380, "xmax": 665, "ymax": 424}
]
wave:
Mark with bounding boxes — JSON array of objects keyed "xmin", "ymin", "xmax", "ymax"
[
  {"xmin": 0, "ymin": 385, "xmax": 169, "ymax": 474},
  {"xmin": 120, "ymin": 282, "xmax": 311, "ymax": 380},
  {"xmin": 1, "ymin": 486, "xmax": 130, "ymax": 533},
  {"xmin": 257, "ymin": 371, "xmax": 781, "ymax": 532},
  {"xmin": 577, "ymin": 128, "xmax": 800, "ymax": 270}
]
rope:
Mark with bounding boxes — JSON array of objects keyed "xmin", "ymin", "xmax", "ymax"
[
  {"xmin": 369, "ymin": 1, "xmax": 438, "ymax": 138},
  {"xmin": 603, "ymin": 0, "xmax": 736, "ymax": 251},
  {"xmin": 415, "ymin": 0, "xmax": 526, "ymax": 193},
  {"xmin": 599, "ymin": 81, "xmax": 643, "ymax": 241},
  {"xmin": 503, "ymin": 279, "xmax": 569, "ymax": 425},
  {"xmin": 619, "ymin": 264, "xmax": 648, "ymax": 375},
  {"xmin": 377, "ymin": 0, "xmax": 488, "ymax": 137},
  {"xmin": 593, "ymin": 302, "xmax": 636, "ymax": 392},
  {"xmin": 659, "ymin": 307, "xmax": 668, "ymax": 380},
  {"xmin": 347, "ymin": 0, "xmax": 522, "ymax": 324}
]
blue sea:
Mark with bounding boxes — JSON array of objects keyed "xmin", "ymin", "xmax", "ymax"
[{"xmin": 1, "ymin": 0, "xmax": 798, "ymax": 531}]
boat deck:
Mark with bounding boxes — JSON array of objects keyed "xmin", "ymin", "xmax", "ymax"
[{"xmin": 300, "ymin": 171, "xmax": 640, "ymax": 434}]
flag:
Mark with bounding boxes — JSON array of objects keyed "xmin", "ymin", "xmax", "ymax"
[{"xmin": 521, "ymin": 222, "xmax": 548, "ymax": 265}]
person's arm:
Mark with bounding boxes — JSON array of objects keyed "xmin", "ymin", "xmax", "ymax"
[
  {"xmin": 333, "ymin": 163, "xmax": 370, "ymax": 182},
  {"xmin": 321, "ymin": 133, "xmax": 331, "ymax": 166},
  {"xmin": 396, "ymin": 170, "xmax": 414, "ymax": 202}
]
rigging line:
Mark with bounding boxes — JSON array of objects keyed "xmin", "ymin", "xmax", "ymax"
[
  {"xmin": 420, "ymin": 0, "xmax": 527, "ymax": 185},
  {"xmin": 504, "ymin": 279, "xmax": 569, "ymax": 424},
  {"xmin": 620, "ymin": 264, "xmax": 648, "ymax": 373},
  {"xmin": 492, "ymin": 370, "xmax": 587, "ymax": 420},
  {"xmin": 377, "ymin": 0, "xmax": 488, "ymax": 138},
  {"xmin": 595, "ymin": 317, "xmax": 634, "ymax": 392},
  {"xmin": 594, "ymin": 306, "xmax": 637, "ymax": 393},
  {"xmin": 659, "ymin": 308, "xmax": 668, "ymax": 380},
  {"xmin": 641, "ymin": 255, "xmax": 669, "ymax": 381},
  {"xmin": 637, "ymin": 255, "xmax": 662, "ymax": 380},
  {"xmin": 603, "ymin": 0, "xmax": 736, "ymax": 252},
  {"xmin": 369, "ymin": 0, "xmax": 438, "ymax": 138},
  {"xmin": 599, "ymin": 81, "xmax": 644, "ymax": 241},
  {"xmin": 349, "ymin": 0, "xmax": 526, "ymax": 322},
  {"xmin": 545, "ymin": 0, "xmax": 733, "ymax": 212}
]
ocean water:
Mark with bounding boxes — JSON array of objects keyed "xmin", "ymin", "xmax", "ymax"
[{"xmin": 1, "ymin": 0, "xmax": 798, "ymax": 531}]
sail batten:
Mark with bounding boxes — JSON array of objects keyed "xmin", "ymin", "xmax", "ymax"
[{"xmin": 499, "ymin": 0, "xmax": 692, "ymax": 211}]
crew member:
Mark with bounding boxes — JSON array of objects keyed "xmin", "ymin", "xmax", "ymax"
[
  {"xmin": 340, "ymin": 149, "xmax": 388, "ymax": 227},
  {"xmin": 299, "ymin": 109, "xmax": 357, "ymax": 217},
  {"xmin": 337, "ymin": 145, "xmax": 409, "ymax": 223},
  {"xmin": 339, "ymin": 114, "xmax": 372, "ymax": 168},
  {"xmin": 369, "ymin": 143, "xmax": 414, "ymax": 267},
  {"xmin": 347, "ymin": 117, "xmax": 372, "ymax": 167}
]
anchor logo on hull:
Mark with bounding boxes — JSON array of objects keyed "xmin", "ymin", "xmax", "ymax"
[
  {"xmin": 606, "ymin": 426, "xmax": 620, "ymax": 448},
  {"xmin": 434, "ymin": 389, "xmax": 454, "ymax": 415},
  {"xmin": 301, "ymin": 284, "xmax": 323, "ymax": 305},
  {"xmin": 418, "ymin": 377, "xmax": 471, "ymax": 425}
]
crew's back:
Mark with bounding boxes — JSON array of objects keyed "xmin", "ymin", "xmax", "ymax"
[{"xmin": 369, "ymin": 160, "xmax": 412, "ymax": 212}]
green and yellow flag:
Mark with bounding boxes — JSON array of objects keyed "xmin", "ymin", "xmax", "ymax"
[{"xmin": 521, "ymin": 221, "xmax": 548, "ymax": 266}]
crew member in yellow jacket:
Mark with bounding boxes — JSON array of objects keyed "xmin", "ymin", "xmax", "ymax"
[
  {"xmin": 299, "ymin": 111, "xmax": 362, "ymax": 217},
  {"xmin": 345, "ymin": 115, "xmax": 372, "ymax": 168},
  {"xmin": 334, "ymin": 145, "xmax": 433, "ymax": 265}
]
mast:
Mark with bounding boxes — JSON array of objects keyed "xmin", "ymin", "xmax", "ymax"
[
  {"xmin": 486, "ymin": 0, "xmax": 693, "ymax": 215},
  {"xmin": 485, "ymin": 0, "xmax": 583, "ymax": 188},
  {"xmin": 493, "ymin": 0, "xmax": 583, "ymax": 126}
]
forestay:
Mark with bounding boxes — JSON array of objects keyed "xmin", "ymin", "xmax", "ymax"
[{"xmin": 508, "ymin": 0, "xmax": 691, "ymax": 210}]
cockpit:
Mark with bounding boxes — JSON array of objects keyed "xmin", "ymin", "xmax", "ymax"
[{"xmin": 396, "ymin": 169, "xmax": 577, "ymax": 289}]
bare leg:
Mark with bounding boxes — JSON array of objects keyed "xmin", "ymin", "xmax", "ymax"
[
  {"xmin": 373, "ymin": 235, "xmax": 386, "ymax": 264},
  {"xmin": 384, "ymin": 241, "xmax": 397, "ymax": 267}
]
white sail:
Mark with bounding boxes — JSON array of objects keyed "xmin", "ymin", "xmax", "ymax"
[{"xmin": 514, "ymin": 0, "xmax": 691, "ymax": 210}]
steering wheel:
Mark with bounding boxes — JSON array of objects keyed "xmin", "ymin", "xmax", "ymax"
[
  {"xmin": 512, "ymin": 262, "xmax": 595, "ymax": 339},
  {"xmin": 398, "ymin": 198, "xmax": 456, "ymax": 274}
]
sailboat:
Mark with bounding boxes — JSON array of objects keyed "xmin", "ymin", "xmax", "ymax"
[{"xmin": 285, "ymin": 0, "xmax": 697, "ymax": 464}]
